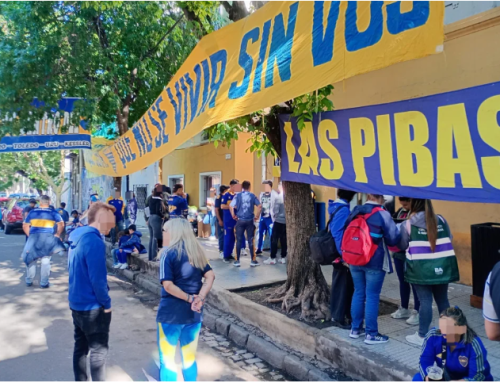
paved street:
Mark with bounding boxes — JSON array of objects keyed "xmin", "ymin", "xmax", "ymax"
[{"xmin": 0, "ymin": 230, "xmax": 264, "ymax": 381}]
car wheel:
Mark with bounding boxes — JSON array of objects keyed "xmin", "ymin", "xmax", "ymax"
[{"xmin": 5, "ymin": 224, "xmax": 12, "ymax": 235}]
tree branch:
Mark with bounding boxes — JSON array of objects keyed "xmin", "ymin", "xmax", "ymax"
[{"xmin": 140, "ymin": 15, "xmax": 185, "ymax": 62}]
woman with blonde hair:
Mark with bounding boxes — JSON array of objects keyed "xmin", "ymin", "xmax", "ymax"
[
  {"xmin": 156, "ymin": 218, "xmax": 215, "ymax": 381},
  {"xmin": 400, "ymin": 198, "xmax": 459, "ymax": 347}
]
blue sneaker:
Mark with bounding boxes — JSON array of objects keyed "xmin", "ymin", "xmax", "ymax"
[
  {"xmin": 349, "ymin": 328, "xmax": 365, "ymax": 339},
  {"xmin": 233, "ymin": 261, "xmax": 241, "ymax": 267},
  {"xmin": 26, "ymin": 282, "xmax": 33, "ymax": 287},
  {"xmin": 40, "ymin": 284, "xmax": 50, "ymax": 289},
  {"xmin": 364, "ymin": 333, "xmax": 389, "ymax": 345}
]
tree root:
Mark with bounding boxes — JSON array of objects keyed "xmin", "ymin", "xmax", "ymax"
[{"xmin": 264, "ymin": 280, "xmax": 331, "ymax": 321}]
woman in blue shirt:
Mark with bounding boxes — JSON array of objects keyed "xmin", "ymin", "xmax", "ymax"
[
  {"xmin": 157, "ymin": 218, "xmax": 215, "ymax": 381},
  {"xmin": 414, "ymin": 306, "xmax": 493, "ymax": 381}
]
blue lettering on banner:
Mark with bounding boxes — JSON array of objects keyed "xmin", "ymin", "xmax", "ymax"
[
  {"xmin": 345, "ymin": 2, "xmax": 383, "ymax": 52},
  {"xmin": 141, "ymin": 117, "xmax": 153, "ymax": 153},
  {"xmin": 208, "ymin": 49, "xmax": 228, "ymax": 109},
  {"xmin": 124, "ymin": 137, "xmax": 136, "ymax": 161},
  {"xmin": 167, "ymin": 82, "xmax": 183, "ymax": 135},
  {"xmin": 253, "ymin": 19, "xmax": 271, "ymax": 94},
  {"xmin": 179, "ymin": 77, "xmax": 189, "ymax": 131},
  {"xmin": 185, "ymin": 66, "xmax": 200, "ymax": 123},
  {"xmin": 104, "ymin": 150, "xmax": 117, "ymax": 173},
  {"xmin": 151, "ymin": 96, "xmax": 169, "ymax": 145},
  {"xmin": 229, "ymin": 27, "xmax": 260, "ymax": 100},
  {"xmin": 312, "ymin": 2, "xmax": 341, "ymax": 67},
  {"xmin": 198, "ymin": 59, "xmax": 211, "ymax": 116},
  {"xmin": 0, "ymin": 134, "xmax": 91, "ymax": 153},
  {"xmin": 386, "ymin": 1, "xmax": 430, "ymax": 35},
  {"xmin": 132, "ymin": 125, "xmax": 146, "ymax": 157},
  {"xmin": 265, "ymin": 2, "xmax": 299, "ymax": 88},
  {"xmin": 116, "ymin": 140, "xmax": 128, "ymax": 168}
]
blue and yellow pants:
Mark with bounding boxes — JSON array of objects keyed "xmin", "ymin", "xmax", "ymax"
[{"xmin": 157, "ymin": 322, "xmax": 201, "ymax": 382}]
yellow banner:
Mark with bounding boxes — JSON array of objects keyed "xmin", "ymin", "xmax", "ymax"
[{"xmin": 86, "ymin": 1, "xmax": 444, "ymax": 176}]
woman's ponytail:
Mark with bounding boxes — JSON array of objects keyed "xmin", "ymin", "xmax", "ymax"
[{"xmin": 425, "ymin": 199, "xmax": 438, "ymax": 252}]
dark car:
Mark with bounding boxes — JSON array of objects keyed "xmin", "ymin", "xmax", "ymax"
[{"xmin": 3, "ymin": 199, "xmax": 31, "ymax": 234}]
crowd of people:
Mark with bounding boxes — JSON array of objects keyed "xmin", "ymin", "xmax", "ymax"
[
  {"xmin": 328, "ymin": 190, "xmax": 498, "ymax": 381},
  {"xmin": 14, "ymin": 183, "xmax": 500, "ymax": 382}
]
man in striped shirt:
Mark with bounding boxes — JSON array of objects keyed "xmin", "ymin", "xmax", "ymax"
[
  {"xmin": 483, "ymin": 261, "xmax": 500, "ymax": 341},
  {"xmin": 22, "ymin": 195, "xmax": 65, "ymax": 288}
]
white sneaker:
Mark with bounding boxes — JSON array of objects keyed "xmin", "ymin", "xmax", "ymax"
[
  {"xmin": 209, "ymin": 236, "xmax": 217, "ymax": 241},
  {"xmin": 406, "ymin": 332, "xmax": 425, "ymax": 346},
  {"xmin": 113, "ymin": 263, "xmax": 122, "ymax": 269},
  {"xmin": 391, "ymin": 307, "xmax": 411, "ymax": 319},
  {"xmin": 240, "ymin": 249, "xmax": 248, "ymax": 256},
  {"xmin": 119, "ymin": 263, "xmax": 128, "ymax": 270},
  {"xmin": 219, "ymin": 251, "xmax": 224, "ymax": 259},
  {"xmin": 279, "ymin": 258, "xmax": 286, "ymax": 264},
  {"xmin": 406, "ymin": 311, "xmax": 419, "ymax": 325},
  {"xmin": 263, "ymin": 258, "xmax": 277, "ymax": 265}
]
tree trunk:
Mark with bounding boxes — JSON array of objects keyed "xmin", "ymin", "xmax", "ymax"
[{"xmin": 267, "ymin": 181, "xmax": 331, "ymax": 320}]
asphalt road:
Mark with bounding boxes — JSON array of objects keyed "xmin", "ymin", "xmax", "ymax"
[{"xmin": 0, "ymin": 229, "xmax": 259, "ymax": 381}]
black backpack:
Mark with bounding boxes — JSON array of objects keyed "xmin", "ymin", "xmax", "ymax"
[{"xmin": 309, "ymin": 205, "xmax": 345, "ymax": 265}]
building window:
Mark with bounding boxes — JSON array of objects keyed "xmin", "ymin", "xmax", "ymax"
[
  {"xmin": 199, "ymin": 171, "xmax": 221, "ymax": 207},
  {"xmin": 167, "ymin": 174, "xmax": 184, "ymax": 191},
  {"xmin": 134, "ymin": 185, "xmax": 148, "ymax": 210}
]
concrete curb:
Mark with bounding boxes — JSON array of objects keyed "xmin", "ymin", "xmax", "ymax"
[
  {"xmin": 107, "ymin": 258, "xmax": 327, "ymax": 381},
  {"xmin": 207, "ymin": 285, "xmax": 413, "ymax": 381}
]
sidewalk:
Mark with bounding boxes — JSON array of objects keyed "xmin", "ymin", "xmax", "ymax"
[{"xmin": 136, "ymin": 228, "xmax": 500, "ymax": 379}]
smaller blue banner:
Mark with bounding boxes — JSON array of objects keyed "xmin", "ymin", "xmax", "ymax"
[{"xmin": 0, "ymin": 134, "xmax": 91, "ymax": 153}]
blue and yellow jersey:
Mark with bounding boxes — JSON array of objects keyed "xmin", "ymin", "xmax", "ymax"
[
  {"xmin": 221, "ymin": 191, "xmax": 235, "ymax": 223},
  {"xmin": 167, "ymin": 195, "xmax": 188, "ymax": 217},
  {"xmin": 106, "ymin": 196, "xmax": 125, "ymax": 221},
  {"xmin": 24, "ymin": 207, "xmax": 63, "ymax": 234}
]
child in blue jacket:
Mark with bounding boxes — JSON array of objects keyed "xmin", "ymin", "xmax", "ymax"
[
  {"xmin": 113, "ymin": 224, "xmax": 146, "ymax": 270},
  {"xmin": 414, "ymin": 306, "xmax": 493, "ymax": 381}
]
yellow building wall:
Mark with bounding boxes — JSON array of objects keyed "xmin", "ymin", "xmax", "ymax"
[
  {"xmin": 311, "ymin": 13, "xmax": 500, "ymax": 285},
  {"xmin": 161, "ymin": 143, "xmax": 235, "ymax": 208}
]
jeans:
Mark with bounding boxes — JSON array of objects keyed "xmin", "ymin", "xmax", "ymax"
[
  {"xmin": 157, "ymin": 322, "xmax": 202, "ymax": 382},
  {"xmin": 350, "ymin": 265, "xmax": 386, "ymax": 336},
  {"xmin": 257, "ymin": 216, "xmax": 273, "ymax": 252},
  {"xmin": 270, "ymin": 222, "xmax": 287, "ymax": 259},
  {"xmin": 215, "ymin": 220, "xmax": 224, "ymax": 252},
  {"xmin": 110, "ymin": 220, "xmax": 125, "ymax": 244},
  {"xmin": 208, "ymin": 212, "xmax": 216, "ymax": 237},
  {"xmin": 111, "ymin": 249, "xmax": 119, "ymax": 265},
  {"xmin": 148, "ymin": 215, "xmax": 163, "ymax": 261},
  {"xmin": 394, "ymin": 257, "xmax": 420, "ymax": 311},
  {"xmin": 330, "ymin": 266, "xmax": 354, "ymax": 323},
  {"xmin": 235, "ymin": 220, "xmax": 256, "ymax": 261},
  {"xmin": 413, "ymin": 284, "xmax": 450, "ymax": 337},
  {"xmin": 26, "ymin": 256, "xmax": 51, "ymax": 286},
  {"xmin": 72, "ymin": 308, "xmax": 111, "ymax": 381}
]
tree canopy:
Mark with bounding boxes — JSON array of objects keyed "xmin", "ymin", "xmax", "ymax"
[{"xmin": 0, "ymin": 1, "xmax": 223, "ymax": 136}]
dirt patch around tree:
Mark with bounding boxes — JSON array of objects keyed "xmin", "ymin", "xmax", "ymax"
[{"xmin": 233, "ymin": 282, "xmax": 398, "ymax": 330}]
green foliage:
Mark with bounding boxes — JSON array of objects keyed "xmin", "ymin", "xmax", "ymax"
[
  {"xmin": 0, "ymin": 151, "xmax": 63, "ymax": 192},
  {"xmin": 0, "ymin": 1, "xmax": 222, "ymax": 136},
  {"xmin": 206, "ymin": 85, "xmax": 335, "ymax": 158},
  {"xmin": 291, "ymin": 85, "xmax": 334, "ymax": 130}
]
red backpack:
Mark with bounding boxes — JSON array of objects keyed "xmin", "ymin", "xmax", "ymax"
[{"xmin": 341, "ymin": 207, "xmax": 383, "ymax": 266}]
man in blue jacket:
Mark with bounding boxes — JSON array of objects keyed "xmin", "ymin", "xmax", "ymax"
[
  {"xmin": 344, "ymin": 194, "xmax": 400, "ymax": 345},
  {"xmin": 328, "ymin": 189, "xmax": 357, "ymax": 329},
  {"xmin": 68, "ymin": 202, "xmax": 116, "ymax": 381}
]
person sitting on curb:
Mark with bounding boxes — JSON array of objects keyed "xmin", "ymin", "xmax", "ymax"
[
  {"xmin": 413, "ymin": 306, "xmax": 493, "ymax": 381},
  {"xmin": 113, "ymin": 224, "xmax": 146, "ymax": 269},
  {"xmin": 112, "ymin": 229, "xmax": 130, "ymax": 268}
]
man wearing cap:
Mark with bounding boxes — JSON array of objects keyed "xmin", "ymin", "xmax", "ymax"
[{"xmin": 22, "ymin": 195, "xmax": 65, "ymax": 287}]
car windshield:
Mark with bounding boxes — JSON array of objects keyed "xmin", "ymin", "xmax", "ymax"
[{"xmin": 16, "ymin": 200, "xmax": 30, "ymax": 209}]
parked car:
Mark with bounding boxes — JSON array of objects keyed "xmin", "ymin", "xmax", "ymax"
[{"xmin": 3, "ymin": 198, "xmax": 31, "ymax": 234}]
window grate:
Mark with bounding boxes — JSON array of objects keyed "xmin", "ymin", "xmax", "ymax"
[{"xmin": 134, "ymin": 184, "xmax": 148, "ymax": 210}]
